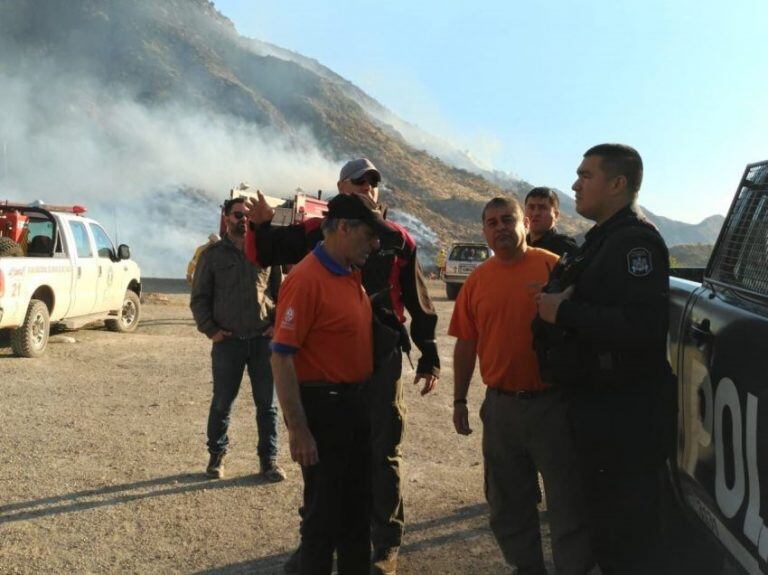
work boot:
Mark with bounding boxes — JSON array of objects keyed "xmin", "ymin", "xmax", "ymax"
[
  {"xmin": 206, "ymin": 452, "xmax": 225, "ymax": 479},
  {"xmin": 371, "ymin": 546, "xmax": 399, "ymax": 575},
  {"xmin": 260, "ymin": 459, "xmax": 287, "ymax": 483},
  {"xmin": 283, "ymin": 545, "xmax": 301, "ymax": 574}
]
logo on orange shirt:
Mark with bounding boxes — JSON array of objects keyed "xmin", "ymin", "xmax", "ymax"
[{"xmin": 281, "ymin": 307, "xmax": 295, "ymax": 330}]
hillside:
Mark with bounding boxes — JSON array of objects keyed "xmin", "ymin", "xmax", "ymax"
[
  {"xmin": 0, "ymin": 0, "xmax": 721, "ymax": 274},
  {"xmin": 511, "ymin": 181, "xmax": 726, "ymax": 247},
  {"xmin": 669, "ymin": 244, "xmax": 714, "ymax": 268}
]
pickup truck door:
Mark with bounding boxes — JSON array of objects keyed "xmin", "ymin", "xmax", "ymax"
[
  {"xmin": 676, "ymin": 167, "xmax": 768, "ymax": 574},
  {"xmin": 88, "ymin": 222, "xmax": 122, "ymax": 312},
  {"xmin": 66, "ymin": 220, "xmax": 99, "ymax": 317}
]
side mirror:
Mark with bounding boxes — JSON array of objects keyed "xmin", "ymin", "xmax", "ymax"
[{"xmin": 117, "ymin": 244, "xmax": 131, "ymax": 261}]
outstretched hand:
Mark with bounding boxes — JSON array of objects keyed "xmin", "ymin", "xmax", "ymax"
[
  {"xmin": 244, "ymin": 190, "xmax": 275, "ymax": 225},
  {"xmin": 414, "ymin": 373, "xmax": 438, "ymax": 396}
]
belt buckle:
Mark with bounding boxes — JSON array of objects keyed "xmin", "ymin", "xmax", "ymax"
[{"xmin": 517, "ymin": 390, "xmax": 533, "ymax": 399}]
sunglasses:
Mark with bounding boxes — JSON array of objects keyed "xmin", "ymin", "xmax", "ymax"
[
  {"xmin": 231, "ymin": 211, "xmax": 246, "ymax": 220},
  {"xmin": 350, "ymin": 175, "xmax": 380, "ymax": 187}
]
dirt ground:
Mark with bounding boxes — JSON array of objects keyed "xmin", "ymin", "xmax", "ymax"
[{"xmin": 0, "ymin": 280, "xmax": 719, "ymax": 574}]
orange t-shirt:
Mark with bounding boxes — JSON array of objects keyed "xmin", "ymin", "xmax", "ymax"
[
  {"xmin": 272, "ymin": 248, "xmax": 373, "ymax": 383},
  {"xmin": 448, "ymin": 248, "xmax": 559, "ymax": 392}
]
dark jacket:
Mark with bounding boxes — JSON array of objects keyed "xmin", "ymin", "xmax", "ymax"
[
  {"xmin": 527, "ymin": 228, "xmax": 578, "ymax": 257},
  {"xmin": 247, "ymin": 214, "xmax": 440, "ymax": 376},
  {"xmin": 555, "ymin": 204, "xmax": 670, "ymax": 373},
  {"xmin": 190, "ymin": 235, "xmax": 281, "ymax": 339},
  {"xmin": 548, "ymin": 204, "xmax": 675, "ymax": 471}
]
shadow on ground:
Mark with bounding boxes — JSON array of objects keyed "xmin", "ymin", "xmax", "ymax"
[{"xmin": 0, "ymin": 473, "xmax": 274, "ymax": 525}]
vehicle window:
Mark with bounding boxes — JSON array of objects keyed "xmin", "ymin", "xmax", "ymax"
[
  {"xmin": 68, "ymin": 221, "xmax": 93, "ymax": 258},
  {"xmin": 53, "ymin": 231, "xmax": 66, "ymax": 257},
  {"xmin": 708, "ymin": 164, "xmax": 768, "ymax": 296},
  {"xmin": 449, "ymin": 246, "xmax": 490, "ymax": 262},
  {"xmin": 27, "ymin": 219, "xmax": 54, "ymax": 240},
  {"xmin": 89, "ymin": 224, "xmax": 115, "ymax": 259},
  {"xmin": 26, "ymin": 218, "xmax": 55, "ymax": 257}
]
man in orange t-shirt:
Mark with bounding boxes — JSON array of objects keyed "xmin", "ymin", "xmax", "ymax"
[
  {"xmin": 449, "ymin": 197, "xmax": 593, "ymax": 575},
  {"xmin": 271, "ymin": 193, "xmax": 395, "ymax": 575}
]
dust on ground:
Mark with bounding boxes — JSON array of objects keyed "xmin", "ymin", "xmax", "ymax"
[
  {"xmin": 0, "ymin": 281, "xmax": 510, "ymax": 574},
  {"xmin": 0, "ymin": 281, "xmax": 720, "ymax": 574}
]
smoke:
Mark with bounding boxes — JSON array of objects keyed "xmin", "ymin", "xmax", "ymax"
[{"xmin": 0, "ymin": 71, "xmax": 339, "ymax": 277}]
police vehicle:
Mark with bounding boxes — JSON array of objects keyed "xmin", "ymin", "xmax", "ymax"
[{"xmin": 668, "ymin": 161, "xmax": 768, "ymax": 574}]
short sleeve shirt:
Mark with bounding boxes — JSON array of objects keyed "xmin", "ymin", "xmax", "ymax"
[
  {"xmin": 272, "ymin": 245, "xmax": 373, "ymax": 383},
  {"xmin": 449, "ymin": 248, "xmax": 559, "ymax": 391}
]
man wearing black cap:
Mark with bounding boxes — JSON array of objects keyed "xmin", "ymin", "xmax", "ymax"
[
  {"xmin": 247, "ymin": 158, "xmax": 439, "ymax": 575},
  {"xmin": 524, "ymin": 187, "xmax": 578, "ymax": 257},
  {"xmin": 271, "ymin": 193, "xmax": 393, "ymax": 575}
]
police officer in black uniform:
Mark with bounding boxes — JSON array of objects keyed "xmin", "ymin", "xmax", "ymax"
[
  {"xmin": 524, "ymin": 186, "xmax": 579, "ymax": 257},
  {"xmin": 535, "ymin": 144, "xmax": 675, "ymax": 574}
]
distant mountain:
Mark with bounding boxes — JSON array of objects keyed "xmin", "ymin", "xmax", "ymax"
[
  {"xmin": 669, "ymin": 244, "xmax": 714, "ymax": 268},
  {"xmin": 641, "ymin": 213, "xmax": 725, "ymax": 246},
  {"xmin": 0, "ymin": 0, "xmax": 723, "ymax": 274},
  {"xmin": 548, "ymin": 188, "xmax": 725, "ymax": 246}
]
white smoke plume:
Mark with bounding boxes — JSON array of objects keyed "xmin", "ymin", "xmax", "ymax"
[{"xmin": 0, "ymin": 71, "xmax": 339, "ymax": 277}]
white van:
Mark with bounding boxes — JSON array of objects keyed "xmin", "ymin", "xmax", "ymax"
[{"xmin": 443, "ymin": 242, "xmax": 491, "ymax": 300}]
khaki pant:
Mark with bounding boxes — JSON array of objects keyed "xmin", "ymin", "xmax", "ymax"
[{"xmin": 481, "ymin": 388, "xmax": 593, "ymax": 575}]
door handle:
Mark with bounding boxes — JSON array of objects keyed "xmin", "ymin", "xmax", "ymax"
[
  {"xmin": 688, "ymin": 318, "xmax": 712, "ymax": 344},
  {"xmin": 98, "ymin": 265, "xmax": 102, "ymax": 278},
  {"xmin": 77, "ymin": 266, "xmax": 82, "ymax": 279}
]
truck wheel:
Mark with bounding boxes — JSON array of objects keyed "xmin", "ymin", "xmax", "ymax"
[
  {"xmin": 446, "ymin": 282, "xmax": 461, "ymax": 301},
  {"xmin": 0, "ymin": 237, "xmax": 23, "ymax": 257},
  {"xmin": 10, "ymin": 299, "xmax": 50, "ymax": 357},
  {"xmin": 105, "ymin": 290, "xmax": 141, "ymax": 333}
]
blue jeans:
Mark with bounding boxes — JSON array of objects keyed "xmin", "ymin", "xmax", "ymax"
[{"xmin": 207, "ymin": 337, "xmax": 278, "ymax": 464}]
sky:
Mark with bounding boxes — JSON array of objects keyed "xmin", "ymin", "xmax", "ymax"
[{"xmin": 214, "ymin": 0, "xmax": 768, "ymax": 224}]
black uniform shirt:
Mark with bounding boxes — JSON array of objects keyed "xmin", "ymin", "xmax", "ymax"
[
  {"xmin": 527, "ymin": 227, "xmax": 579, "ymax": 257},
  {"xmin": 555, "ymin": 204, "xmax": 671, "ymax": 378}
]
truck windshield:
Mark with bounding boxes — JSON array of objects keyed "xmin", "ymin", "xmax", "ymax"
[{"xmin": 450, "ymin": 247, "xmax": 489, "ymax": 262}]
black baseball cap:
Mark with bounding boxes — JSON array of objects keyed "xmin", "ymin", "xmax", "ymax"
[{"xmin": 324, "ymin": 194, "xmax": 394, "ymax": 238}]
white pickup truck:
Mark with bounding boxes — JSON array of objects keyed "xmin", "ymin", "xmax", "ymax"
[{"xmin": 0, "ymin": 201, "xmax": 141, "ymax": 357}]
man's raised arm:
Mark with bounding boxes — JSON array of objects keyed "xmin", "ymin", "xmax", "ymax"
[{"xmin": 244, "ymin": 191, "xmax": 321, "ymax": 267}]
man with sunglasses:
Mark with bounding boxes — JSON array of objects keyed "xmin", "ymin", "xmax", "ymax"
[
  {"xmin": 190, "ymin": 197, "xmax": 286, "ymax": 483},
  {"xmin": 246, "ymin": 159, "xmax": 440, "ymax": 575}
]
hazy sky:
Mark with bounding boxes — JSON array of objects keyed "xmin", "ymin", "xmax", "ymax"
[{"xmin": 215, "ymin": 0, "xmax": 768, "ymax": 223}]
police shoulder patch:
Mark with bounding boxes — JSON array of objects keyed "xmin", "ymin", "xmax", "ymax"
[{"xmin": 627, "ymin": 247, "xmax": 653, "ymax": 277}]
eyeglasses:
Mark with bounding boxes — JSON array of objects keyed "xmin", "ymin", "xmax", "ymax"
[
  {"xmin": 231, "ymin": 211, "xmax": 246, "ymax": 220},
  {"xmin": 349, "ymin": 175, "xmax": 380, "ymax": 187}
]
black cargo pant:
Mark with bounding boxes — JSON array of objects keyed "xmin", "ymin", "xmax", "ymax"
[
  {"xmin": 368, "ymin": 348, "xmax": 406, "ymax": 550},
  {"xmin": 299, "ymin": 384, "xmax": 371, "ymax": 575},
  {"xmin": 568, "ymin": 382, "xmax": 672, "ymax": 574}
]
